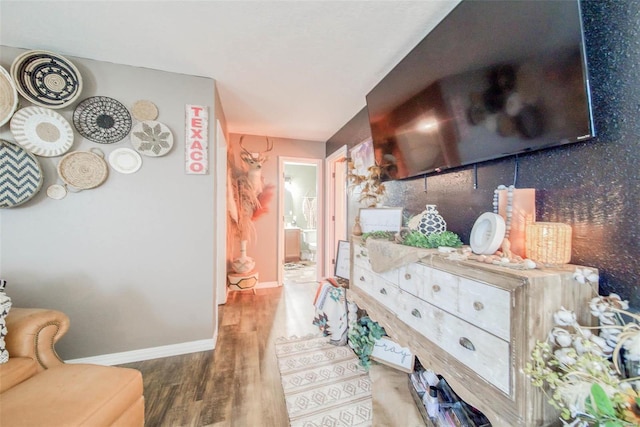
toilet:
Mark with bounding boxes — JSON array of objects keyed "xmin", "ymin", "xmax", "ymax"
[{"xmin": 302, "ymin": 229, "xmax": 317, "ymax": 261}]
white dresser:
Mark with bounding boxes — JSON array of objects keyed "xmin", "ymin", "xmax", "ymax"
[{"xmin": 348, "ymin": 237, "xmax": 597, "ymax": 427}]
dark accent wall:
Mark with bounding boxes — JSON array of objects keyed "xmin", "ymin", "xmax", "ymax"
[{"xmin": 326, "ymin": 0, "xmax": 640, "ymax": 308}]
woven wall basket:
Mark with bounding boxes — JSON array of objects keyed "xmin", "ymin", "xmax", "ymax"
[
  {"xmin": 57, "ymin": 149, "xmax": 108, "ymax": 190},
  {"xmin": 10, "ymin": 50, "xmax": 82, "ymax": 109},
  {"xmin": 0, "ymin": 65, "xmax": 18, "ymax": 127},
  {"xmin": 0, "ymin": 139, "xmax": 44, "ymax": 208},
  {"xmin": 73, "ymin": 96, "xmax": 132, "ymax": 144}
]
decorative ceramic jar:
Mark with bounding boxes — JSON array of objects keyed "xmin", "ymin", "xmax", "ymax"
[
  {"xmin": 231, "ymin": 240, "xmax": 255, "ymax": 274},
  {"xmin": 417, "ymin": 204, "xmax": 447, "ymax": 236},
  {"xmin": 353, "ymin": 216, "xmax": 362, "ymax": 236}
]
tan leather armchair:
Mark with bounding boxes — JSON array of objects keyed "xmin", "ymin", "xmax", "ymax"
[{"xmin": 0, "ymin": 308, "xmax": 144, "ymax": 426}]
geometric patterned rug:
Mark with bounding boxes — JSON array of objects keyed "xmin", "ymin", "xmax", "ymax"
[{"xmin": 275, "ymin": 335, "xmax": 373, "ymax": 427}]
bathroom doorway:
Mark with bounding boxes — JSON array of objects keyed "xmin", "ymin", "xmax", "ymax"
[{"xmin": 277, "ymin": 157, "xmax": 323, "ymax": 286}]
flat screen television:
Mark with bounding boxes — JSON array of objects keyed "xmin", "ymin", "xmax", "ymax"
[{"xmin": 366, "ymin": 0, "xmax": 594, "ymax": 181}]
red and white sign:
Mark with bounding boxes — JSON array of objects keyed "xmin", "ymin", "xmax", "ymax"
[{"xmin": 185, "ymin": 104, "xmax": 209, "ymax": 174}]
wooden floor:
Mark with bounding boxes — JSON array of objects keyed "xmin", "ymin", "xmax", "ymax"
[{"xmin": 120, "ymin": 282, "xmax": 319, "ymax": 427}]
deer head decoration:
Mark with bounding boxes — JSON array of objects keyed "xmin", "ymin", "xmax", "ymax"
[{"xmin": 239, "ymin": 135, "xmax": 273, "ymax": 196}]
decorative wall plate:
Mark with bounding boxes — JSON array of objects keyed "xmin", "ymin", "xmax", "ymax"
[
  {"xmin": 9, "ymin": 106, "xmax": 74, "ymax": 157},
  {"xmin": 108, "ymin": 148, "xmax": 142, "ymax": 174},
  {"xmin": 0, "ymin": 139, "xmax": 44, "ymax": 208},
  {"xmin": 470, "ymin": 212, "xmax": 505, "ymax": 255},
  {"xmin": 46, "ymin": 184, "xmax": 67, "ymax": 200},
  {"xmin": 10, "ymin": 50, "xmax": 82, "ymax": 109},
  {"xmin": 0, "ymin": 65, "xmax": 18, "ymax": 127},
  {"xmin": 130, "ymin": 120, "xmax": 173, "ymax": 157},
  {"xmin": 131, "ymin": 100, "xmax": 158, "ymax": 121},
  {"xmin": 57, "ymin": 149, "xmax": 108, "ymax": 190},
  {"xmin": 73, "ymin": 96, "xmax": 132, "ymax": 144}
]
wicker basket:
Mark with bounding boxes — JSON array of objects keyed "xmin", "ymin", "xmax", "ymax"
[
  {"xmin": 57, "ymin": 149, "xmax": 108, "ymax": 190},
  {"xmin": 525, "ymin": 222, "xmax": 572, "ymax": 264},
  {"xmin": 0, "ymin": 65, "xmax": 18, "ymax": 127}
]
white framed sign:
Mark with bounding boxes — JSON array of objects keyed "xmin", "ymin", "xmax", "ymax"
[
  {"xmin": 185, "ymin": 104, "xmax": 209, "ymax": 174},
  {"xmin": 371, "ymin": 336, "xmax": 415, "ymax": 373},
  {"xmin": 334, "ymin": 240, "xmax": 350, "ymax": 280},
  {"xmin": 358, "ymin": 207, "xmax": 403, "ymax": 233}
]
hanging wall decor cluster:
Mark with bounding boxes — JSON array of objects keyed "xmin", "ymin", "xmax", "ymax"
[{"xmin": 0, "ymin": 49, "xmax": 183, "ymax": 207}]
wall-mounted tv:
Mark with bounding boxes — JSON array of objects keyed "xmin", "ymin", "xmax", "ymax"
[{"xmin": 366, "ymin": 0, "xmax": 594, "ymax": 181}]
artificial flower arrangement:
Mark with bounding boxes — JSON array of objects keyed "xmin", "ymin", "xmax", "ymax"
[
  {"xmin": 525, "ymin": 269, "xmax": 640, "ymax": 426},
  {"xmin": 347, "ymin": 162, "xmax": 386, "ymax": 207}
]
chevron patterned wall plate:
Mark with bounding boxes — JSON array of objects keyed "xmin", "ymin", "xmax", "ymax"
[
  {"xmin": 10, "ymin": 106, "xmax": 74, "ymax": 157},
  {"xmin": 0, "ymin": 139, "xmax": 44, "ymax": 208}
]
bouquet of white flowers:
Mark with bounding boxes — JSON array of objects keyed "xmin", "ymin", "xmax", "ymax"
[{"xmin": 526, "ymin": 269, "xmax": 640, "ymax": 426}]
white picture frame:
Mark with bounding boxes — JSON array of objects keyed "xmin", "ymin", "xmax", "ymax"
[
  {"xmin": 334, "ymin": 240, "xmax": 350, "ymax": 280},
  {"xmin": 358, "ymin": 207, "xmax": 403, "ymax": 233}
]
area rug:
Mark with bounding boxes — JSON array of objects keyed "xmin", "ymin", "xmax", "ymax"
[
  {"xmin": 284, "ymin": 263, "xmax": 305, "ymax": 270},
  {"xmin": 275, "ymin": 335, "xmax": 373, "ymax": 427}
]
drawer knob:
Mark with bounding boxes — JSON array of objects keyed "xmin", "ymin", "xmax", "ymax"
[
  {"xmin": 459, "ymin": 337, "xmax": 476, "ymax": 351},
  {"xmin": 404, "ymin": 273, "xmax": 412, "ymax": 280},
  {"xmin": 359, "ymin": 276, "xmax": 365, "ymax": 282},
  {"xmin": 411, "ymin": 308, "xmax": 422, "ymax": 318},
  {"xmin": 380, "ymin": 288, "xmax": 387, "ymax": 295},
  {"xmin": 432, "ymin": 284, "xmax": 441, "ymax": 292},
  {"xmin": 473, "ymin": 301, "xmax": 484, "ymax": 311}
]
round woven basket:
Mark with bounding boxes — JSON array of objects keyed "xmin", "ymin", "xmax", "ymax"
[
  {"xmin": 57, "ymin": 149, "xmax": 108, "ymax": 190},
  {"xmin": 0, "ymin": 139, "xmax": 44, "ymax": 208},
  {"xmin": 10, "ymin": 50, "xmax": 82, "ymax": 109},
  {"xmin": 131, "ymin": 100, "xmax": 158, "ymax": 121},
  {"xmin": 0, "ymin": 65, "xmax": 18, "ymax": 127}
]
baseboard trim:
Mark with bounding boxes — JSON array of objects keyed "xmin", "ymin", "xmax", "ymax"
[{"xmin": 66, "ymin": 334, "xmax": 218, "ymax": 366}]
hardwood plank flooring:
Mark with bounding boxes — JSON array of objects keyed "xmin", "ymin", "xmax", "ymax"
[{"xmin": 120, "ymin": 281, "xmax": 319, "ymax": 427}]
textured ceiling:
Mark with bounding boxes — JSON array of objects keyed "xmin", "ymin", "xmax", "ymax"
[{"xmin": 0, "ymin": 0, "xmax": 459, "ymax": 142}]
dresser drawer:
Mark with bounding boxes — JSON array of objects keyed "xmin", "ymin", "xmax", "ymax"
[
  {"xmin": 458, "ymin": 277, "xmax": 511, "ymax": 341},
  {"xmin": 397, "ymin": 291, "xmax": 511, "ymax": 395},
  {"xmin": 369, "ymin": 275, "xmax": 401, "ymax": 312},
  {"xmin": 399, "ymin": 263, "xmax": 458, "ymax": 315},
  {"xmin": 397, "ymin": 291, "xmax": 434, "ymax": 335},
  {"xmin": 352, "ymin": 265, "xmax": 374, "ymax": 293},
  {"xmin": 352, "ymin": 242, "xmax": 370, "ymax": 269},
  {"xmin": 442, "ymin": 311, "xmax": 511, "ymax": 395}
]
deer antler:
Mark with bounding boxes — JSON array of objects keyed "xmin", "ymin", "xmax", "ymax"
[
  {"xmin": 264, "ymin": 137, "xmax": 273, "ymax": 153},
  {"xmin": 239, "ymin": 135, "xmax": 253, "ymax": 157},
  {"xmin": 239, "ymin": 135, "xmax": 273, "ymax": 158}
]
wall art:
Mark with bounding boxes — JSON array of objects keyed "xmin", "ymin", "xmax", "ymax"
[
  {"xmin": 10, "ymin": 106, "xmax": 74, "ymax": 157},
  {"xmin": 0, "ymin": 65, "xmax": 18, "ymax": 127},
  {"xmin": 130, "ymin": 121, "xmax": 173, "ymax": 157},
  {"xmin": 185, "ymin": 104, "xmax": 209, "ymax": 175},
  {"xmin": 10, "ymin": 50, "xmax": 82, "ymax": 109},
  {"xmin": 73, "ymin": 96, "xmax": 132, "ymax": 144},
  {"xmin": 0, "ymin": 139, "xmax": 43, "ymax": 208}
]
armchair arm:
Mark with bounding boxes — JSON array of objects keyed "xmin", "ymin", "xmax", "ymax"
[{"xmin": 5, "ymin": 308, "xmax": 70, "ymax": 371}]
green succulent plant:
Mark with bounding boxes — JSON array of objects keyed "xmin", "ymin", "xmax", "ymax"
[
  {"xmin": 402, "ymin": 230, "xmax": 463, "ymax": 249},
  {"xmin": 361, "ymin": 231, "xmax": 395, "ymax": 243},
  {"xmin": 348, "ymin": 316, "xmax": 385, "ymax": 370}
]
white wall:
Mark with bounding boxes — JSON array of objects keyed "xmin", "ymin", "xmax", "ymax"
[{"xmin": 0, "ymin": 46, "xmax": 220, "ymax": 360}]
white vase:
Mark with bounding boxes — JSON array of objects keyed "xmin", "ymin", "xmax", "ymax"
[
  {"xmin": 232, "ymin": 240, "xmax": 255, "ymax": 274},
  {"xmin": 417, "ymin": 204, "xmax": 447, "ymax": 236}
]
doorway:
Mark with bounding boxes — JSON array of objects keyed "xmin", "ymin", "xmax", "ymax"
[
  {"xmin": 277, "ymin": 157, "xmax": 323, "ymax": 286},
  {"xmin": 324, "ymin": 145, "xmax": 348, "ymax": 277}
]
